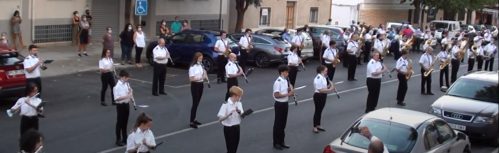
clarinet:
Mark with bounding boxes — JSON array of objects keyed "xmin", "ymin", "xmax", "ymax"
[{"xmin": 287, "ymin": 78, "xmax": 298, "ymax": 105}]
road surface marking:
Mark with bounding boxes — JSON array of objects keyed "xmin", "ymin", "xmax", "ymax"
[
  {"xmin": 99, "ymin": 61, "xmax": 496, "ymax": 153},
  {"xmin": 335, "ymin": 81, "xmax": 344, "ymax": 84}
]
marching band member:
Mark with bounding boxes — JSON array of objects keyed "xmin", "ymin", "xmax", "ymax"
[
  {"xmin": 363, "ymin": 30, "xmax": 373, "ymax": 63},
  {"xmin": 215, "ymin": 31, "xmax": 229, "ymax": 84},
  {"xmin": 99, "ymin": 49, "xmax": 116, "ymax": 106},
  {"xmin": 322, "ymin": 41, "xmax": 338, "ymax": 80},
  {"xmin": 23, "ymin": 45, "xmax": 44, "ymax": 98},
  {"xmin": 10, "ymin": 83, "xmax": 43, "ymax": 136},
  {"xmin": 395, "ymin": 50, "xmax": 409, "ymax": 106},
  {"xmin": 272, "ymin": 65, "xmax": 292, "ymax": 150},
  {"xmin": 312, "ymin": 65, "xmax": 335, "ymax": 133},
  {"xmin": 113, "ymin": 70, "xmax": 132, "ymax": 146},
  {"xmin": 152, "ymin": 39, "xmax": 169, "ymax": 96},
  {"xmin": 287, "ymin": 46, "xmax": 301, "ymax": 87},
  {"xmin": 438, "ymin": 47, "xmax": 451, "ymax": 90},
  {"xmin": 365, "ymin": 52, "xmax": 386, "ymax": 113},
  {"xmin": 450, "ymin": 40, "xmax": 460, "ymax": 83},
  {"xmin": 291, "ymin": 29, "xmax": 305, "ymax": 58},
  {"xmin": 477, "ymin": 41, "xmax": 487, "ymax": 70},
  {"xmin": 346, "ymin": 34, "xmax": 360, "ymax": 81},
  {"xmin": 372, "ymin": 32, "xmax": 386, "ymax": 62},
  {"xmin": 126, "ymin": 112, "xmax": 156, "ymax": 153},
  {"xmin": 19, "ymin": 129, "xmax": 44, "ymax": 153},
  {"xmin": 217, "ymin": 86, "xmax": 245, "ymax": 153},
  {"xmin": 473, "ymin": 32, "xmax": 484, "ymax": 47},
  {"xmin": 237, "ymin": 29, "xmax": 252, "ymax": 72},
  {"xmin": 391, "ymin": 35, "xmax": 401, "ymax": 60},
  {"xmin": 484, "ymin": 30, "xmax": 492, "ymax": 42},
  {"xmin": 188, "ymin": 52, "xmax": 207, "ymax": 129},
  {"xmin": 225, "ymin": 53, "xmax": 243, "ymax": 101},
  {"xmin": 419, "ymin": 47, "xmax": 434, "ymax": 95},
  {"xmin": 440, "ymin": 34, "xmax": 450, "ymax": 49},
  {"xmin": 397, "ymin": 35, "xmax": 408, "ymax": 61},
  {"xmin": 342, "ymin": 29, "xmax": 352, "ymax": 68},
  {"xmin": 484, "ymin": 39, "xmax": 496, "ymax": 71},
  {"xmin": 467, "ymin": 45, "xmax": 476, "ymax": 72},
  {"xmin": 321, "ymin": 30, "xmax": 331, "ymax": 60}
]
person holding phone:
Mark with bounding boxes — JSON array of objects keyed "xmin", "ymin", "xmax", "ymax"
[
  {"xmin": 126, "ymin": 112, "xmax": 157, "ymax": 153},
  {"xmin": 217, "ymin": 86, "xmax": 245, "ymax": 153},
  {"xmin": 358, "ymin": 126, "xmax": 389, "ymax": 153},
  {"xmin": 9, "ymin": 82, "xmax": 44, "ymax": 136}
]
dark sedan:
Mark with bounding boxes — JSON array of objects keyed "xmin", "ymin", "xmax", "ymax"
[{"xmin": 228, "ymin": 33, "xmax": 291, "ymax": 67}]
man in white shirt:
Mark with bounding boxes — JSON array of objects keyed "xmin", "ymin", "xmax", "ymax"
[
  {"xmin": 373, "ymin": 33, "xmax": 387, "ymax": 62},
  {"xmin": 419, "ymin": 47, "xmax": 434, "ymax": 95},
  {"xmin": 347, "ymin": 34, "xmax": 360, "ymax": 81},
  {"xmin": 395, "ymin": 50, "xmax": 409, "ymax": 106},
  {"xmin": 467, "ymin": 45, "xmax": 476, "ymax": 72},
  {"xmin": 476, "ymin": 41, "xmax": 487, "ymax": 70},
  {"xmin": 320, "ymin": 30, "xmax": 331, "ymax": 63},
  {"xmin": 238, "ymin": 29, "xmax": 252, "ymax": 73},
  {"xmin": 113, "ymin": 70, "xmax": 132, "ymax": 146},
  {"xmin": 152, "ymin": 38, "xmax": 170, "ymax": 96},
  {"xmin": 363, "ymin": 30, "xmax": 373, "ymax": 63},
  {"xmin": 484, "ymin": 39, "xmax": 496, "ymax": 71},
  {"xmin": 359, "ymin": 126, "xmax": 390, "ymax": 153},
  {"xmin": 322, "ymin": 41, "xmax": 338, "ymax": 80},
  {"xmin": 272, "ymin": 65, "xmax": 293, "ymax": 150},
  {"xmin": 365, "ymin": 52, "xmax": 387, "ymax": 113},
  {"xmin": 217, "ymin": 86, "xmax": 245, "ymax": 153},
  {"xmin": 342, "ymin": 29, "xmax": 352, "ymax": 68},
  {"xmin": 449, "ymin": 40, "xmax": 460, "ymax": 83},
  {"xmin": 225, "ymin": 53, "xmax": 243, "ymax": 101},
  {"xmin": 23, "ymin": 45, "xmax": 45, "ymax": 98},
  {"xmin": 215, "ymin": 30, "xmax": 229, "ymax": 84}
]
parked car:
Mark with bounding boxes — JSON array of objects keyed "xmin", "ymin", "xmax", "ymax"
[
  {"xmin": 296, "ymin": 25, "xmax": 346, "ymax": 60},
  {"xmin": 324, "ymin": 108, "xmax": 472, "ymax": 153},
  {"xmin": 0, "ymin": 50, "xmax": 26, "ymax": 98},
  {"xmin": 228, "ymin": 33, "xmax": 291, "ymax": 67},
  {"xmin": 429, "ymin": 70, "xmax": 498, "ymax": 146},
  {"xmin": 253, "ymin": 27, "xmax": 314, "ymax": 60},
  {"xmin": 146, "ymin": 30, "xmax": 241, "ymax": 72}
]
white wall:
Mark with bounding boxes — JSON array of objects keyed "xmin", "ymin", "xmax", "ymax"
[
  {"xmin": 331, "ymin": 5, "xmax": 357, "ymax": 26},
  {"xmin": 155, "ymin": 0, "xmax": 228, "ymax": 15},
  {"xmin": 0, "ymin": 0, "xmax": 22, "ymax": 20},
  {"xmin": 33, "ymin": 0, "xmax": 87, "ymax": 19},
  {"xmin": 333, "ymin": 0, "xmax": 363, "ymax": 5}
]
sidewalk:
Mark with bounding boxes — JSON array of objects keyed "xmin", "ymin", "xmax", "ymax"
[{"xmin": 21, "ymin": 43, "xmax": 137, "ymax": 77}]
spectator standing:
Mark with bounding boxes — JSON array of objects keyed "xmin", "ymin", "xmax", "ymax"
[
  {"xmin": 181, "ymin": 20, "xmax": 191, "ymax": 32},
  {"xmin": 171, "ymin": 16, "xmax": 182, "ymax": 34},
  {"xmin": 119, "ymin": 23, "xmax": 135, "ymax": 65},
  {"xmin": 85, "ymin": 9, "xmax": 93, "ymax": 44},
  {"xmin": 102, "ymin": 26, "xmax": 115, "ymax": 58},
  {"xmin": 72, "ymin": 11, "xmax": 80, "ymax": 46},
  {"xmin": 11, "ymin": 10, "xmax": 26, "ymax": 49}
]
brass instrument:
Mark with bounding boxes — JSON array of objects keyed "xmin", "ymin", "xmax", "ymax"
[
  {"xmin": 424, "ymin": 56, "xmax": 439, "ymax": 77},
  {"xmin": 246, "ymin": 36, "xmax": 253, "ymax": 51},
  {"xmin": 426, "ymin": 39, "xmax": 432, "ymax": 45},
  {"xmin": 381, "ymin": 39, "xmax": 391, "ymax": 58},
  {"xmin": 331, "ymin": 48, "xmax": 341, "ymax": 67},
  {"xmin": 457, "ymin": 40, "xmax": 467, "ymax": 61},
  {"xmin": 406, "ymin": 59, "xmax": 413, "ymax": 80},
  {"xmin": 356, "ymin": 27, "xmax": 366, "ymax": 57},
  {"xmin": 471, "ymin": 45, "xmax": 478, "ymax": 58},
  {"xmin": 223, "ymin": 46, "xmax": 232, "ymax": 57},
  {"xmin": 299, "ymin": 36, "xmax": 305, "ymax": 50},
  {"xmin": 440, "ymin": 55, "xmax": 451, "ymax": 70},
  {"xmin": 402, "ymin": 36, "xmax": 414, "ymax": 51}
]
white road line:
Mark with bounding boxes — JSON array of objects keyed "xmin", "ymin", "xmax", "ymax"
[
  {"xmin": 98, "ymin": 61, "xmax": 494, "ymax": 153},
  {"xmin": 334, "ymin": 81, "xmax": 344, "ymax": 84}
]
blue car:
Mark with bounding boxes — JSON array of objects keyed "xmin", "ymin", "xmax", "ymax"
[{"xmin": 146, "ymin": 30, "xmax": 240, "ymax": 72}]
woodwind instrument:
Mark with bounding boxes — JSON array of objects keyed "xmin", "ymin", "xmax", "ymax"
[
  {"xmin": 440, "ymin": 54, "xmax": 451, "ymax": 70},
  {"xmin": 299, "ymin": 37, "xmax": 305, "ymax": 50},
  {"xmin": 200, "ymin": 63, "xmax": 211, "ymax": 88},
  {"xmin": 126, "ymin": 83, "xmax": 137, "ymax": 110},
  {"xmin": 424, "ymin": 56, "xmax": 439, "ymax": 77},
  {"xmin": 246, "ymin": 36, "xmax": 253, "ymax": 51},
  {"xmin": 223, "ymin": 40, "xmax": 232, "ymax": 57},
  {"xmin": 457, "ymin": 40, "xmax": 468, "ymax": 61},
  {"xmin": 326, "ymin": 77, "xmax": 340, "ymax": 98},
  {"xmin": 356, "ymin": 27, "xmax": 366, "ymax": 57},
  {"xmin": 331, "ymin": 47, "xmax": 341, "ymax": 67},
  {"xmin": 234, "ymin": 61, "xmax": 249, "ymax": 83},
  {"xmin": 405, "ymin": 59, "xmax": 413, "ymax": 80},
  {"xmin": 287, "ymin": 78, "xmax": 298, "ymax": 105}
]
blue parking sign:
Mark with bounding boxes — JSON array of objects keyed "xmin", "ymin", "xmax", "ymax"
[{"xmin": 135, "ymin": 0, "xmax": 147, "ymax": 15}]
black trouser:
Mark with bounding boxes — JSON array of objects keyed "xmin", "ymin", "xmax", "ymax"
[
  {"xmin": 20, "ymin": 115, "xmax": 39, "ymax": 136},
  {"xmin": 223, "ymin": 125, "xmax": 240, "ymax": 153},
  {"xmin": 190, "ymin": 82, "xmax": 203, "ymax": 122},
  {"xmin": 439, "ymin": 66, "xmax": 450, "ymax": 88},
  {"xmin": 288, "ymin": 66, "xmax": 298, "ymax": 87},
  {"xmin": 476, "ymin": 56, "xmax": 484, "ymax": 70},
  {"xmin": 135, "ymin": 47, "xmax": 143, "ymax": 63},
  {"xmin": 297, "ymin": 49, "xmax": 302, "ymax": 58},
  {"xmin": 396, "ymin": 74, "xmax": 408, "ymax": 102},
  {"xmin": 450, "ymin": 59, "xmax": 460, "ymax": 84},
  {"xmin": 217, "ymin": 55, "xmax": 227, "ymax": 81},
  {"xmin": 467, "ymin": 58, "xmax": 475, "ymax": 72},
  {"xmin": 365, "ymin": 78, "xmax": 381, "ymax": 113},
  {"xmin": 115, "ymin": 103, "xmax": 130, "ymax": 142},
  {"xmin": 393, "ymin": 50, "xmax": 401, "ymax": 60},
  {"xmin": 325, "ymin": 64, "xmax": 336, "ymax": 81},
  {"xmin": 240, "ymin": 49, "xmax": 248, "ymax": 72},
  {"xmin": 347, "ymin": 55, "xmax": 357, "ymax": 80},
  {"xmin": 225, "ymin": 78, "xmax": 238, "ymax": 101},
  {"xmin": 321, "ymin": 47, "xmax": 327, "ymax": 64},
  {"xmin": 313, "ymin": 93, "xmax": 327, "ymax": 127},
  {"xmin": 152, "ymin": 63, "xmax": 167, "ymax": 94},
  {"xmin": 364, "ymin": 42, "xmax": 372, "ymax": 62},
  {"xmin": 413, "ymin": 38, "xmax": 421, "ymax": 51},
  {"xmin": 484, "ymin": 58, "xmax": 495, "ymax": 71},
  {"xmin": 26, "ymin": 77, "xmax": 42, "ymax": 98},
  {"xmin": 421, "ymin": 68, "xmax": 432, "ymax": 93},
  {"xmin": 100, "ymin": 72, "xmax": 116, "ymax": 103},
  {"xmin": 342, "ymin": 52, "xmax": 349, "ymax": 67},
  {"xmin": 273, "ymin": 101, "xmax": 288, "ymax": 145}
]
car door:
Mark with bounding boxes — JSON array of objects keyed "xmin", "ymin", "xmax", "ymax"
[
  {"xmin": 182, "ymin": 33, "xmax": 205, "ymax": 61},
  {"xmin": 423, "ymin": 123, "xmax": 444, "ymax": 153},
  {"xmin": 168, "ymin": 34, "xmax": 187, "ymax": 61},
  {"xmin": 433, "ymin": 120, "xmax": 465, "ymax": 153}
]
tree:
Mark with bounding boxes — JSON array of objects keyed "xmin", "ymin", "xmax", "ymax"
[
  {"xmin": 400, "ymin": 0, "xmax": 422, "ymax": 24},
  {"xmin": 422, "ymin": 0, "xmax": 497, "ymax": 20},
  {"xmin": 234, "ymin": 0, "xmax": 262, "ymax": 33}
]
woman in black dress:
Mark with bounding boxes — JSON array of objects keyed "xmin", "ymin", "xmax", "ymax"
[{"xmin": 78, "ymin": 15, "xmax": 90, "ymax": 57}]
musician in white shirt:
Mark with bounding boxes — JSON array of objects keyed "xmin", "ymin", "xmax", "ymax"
[
  {"xmin": 291, "ymin": 29, "xmax": 305, "ymax": 58},
  {"xmin": 237, "ymin": 29, "xmax": 252, "ymax": 72},
  {"xmin": 272, "ymin": 65, "xmax": 292, "ymax": 150},
  {"xmin": 126, "ymin": 113, "xmax": 157, "ymax": 153},
  {"xmin": 23, "ymin": 45, "xmax": 45, "ymax": 98},
  {"xmin": 484, "ymin": 40, "xmax": 496, "ymax": 71},
  {"xmin": 473, "ymin": 32, "xmax": 484, "ymax": 47},
  {"xmin": 215, "ymin": 31, "xmax": 229, "ymax": 84},
  {"xmin": 10, "ymin": 83, "xmax": 43, "ymax": 136},
  {"xmin": 152, "ymin": 38, "xmax": 170, "ymax": 96},
  {"xmin": 373, "ymin": 33, "xmax": 387, "ymax": 62},
  {"xmin": 363, "ymin": 30, "xmax": 373, "ymax": 63},
  {"xmin": 312, "ymin": 65, "xmax": 335, "ymax": 133},
  {"xmin": 113, "ymin": 70, "xmax": 132, "ymax": 146},
  {"xmin": 449, "ymin": 40, "xmax": 460, "ymax": 83},
  {"xmin": 188, "ymin": 53, "xmax": 208, "ymax": 129},
  {"xmin": 322, "ymin": 41, "xmax": 338, "ymax": 80},
  {"xmin": 467, "ymin": 45, "xmax": 476, "ymax": 72},
  {"xmin": 99, "ymin": 49, "xmax": 116, "ymax": 106},
  {"xmin": 476, "ymin": 41, "xmax": 487, "ymax": 70},
  {"xmin": 419, "ymin": 47, "xmax": 435, "ymax": 95},
  {"xmin": 440, "ymin": 34, "xmax": 450, "ymax": 49},
  {"xmin": 225, "ymin": 53, "xmax": 243, "ymax": 101},
  {"xmin": 484, "ymin": 30, "xmax": 492, "ymax": 42},
  {"xmin": 217, "ymin": 86, "xmax": 245, "ymax": 153},
  {"xmin": 342, "ymin": 29, "xmax": 352, "ymax": 68},
  {"xmin": 346, "ymin": 34, "xmax": 360, "ymax": 81},
  {"xmin": 437, "ymin": 48, "xmax": 451, "ymax": 90},
  {"xmin": 395, "ymin": 50, "xmax": 409, "ymax": 106},
  {"xmin": 287, "ymin": 46, "xmax": 301, "ymax": 87},
  {"xmin": 365, "ymin": 52, "xmax": 387, "ymax": 113},
  {"xmin": 19, "ymin": 129, "xmax": 44, "ymax": 153},
  {"xmin": 321, "ymin": 30, "xmax": 331, "ymax": 49}
]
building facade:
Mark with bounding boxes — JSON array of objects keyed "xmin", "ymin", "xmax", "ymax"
[
  {"xmin": 228, "ymin": 0, "xmax": 332, "ymax": 32},
  {"xmin": 330, "ymin": 0, "xmax": 362, "ymax": 26}
]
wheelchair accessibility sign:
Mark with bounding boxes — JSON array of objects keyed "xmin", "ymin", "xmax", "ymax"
[{"xmin": 135, "ymin": 0, "xmax": 147, "ymax": 15}]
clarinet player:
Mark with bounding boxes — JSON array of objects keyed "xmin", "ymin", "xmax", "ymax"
[
  {"xmin": 225, "ymin": 53, "xmax": 243, "ymax": 101},
  {"xmin": 312, "ymin": 65, "xmax": 335, "ymax": 133},
  {"xmin": 113, "ymin": 70, "xmax": 132, "ymax": 146},
  {"xmin": 287, "ymin": 46, "xmax": 301, "ymax": 87},
  {"xmin": 152, "ymin": 39, "xmax": 169, "ymax": 96},
  {"xmin": 188, "ymin": 52, "xmax": 207, "ymax": 129},
  {"xmin": 9, "ymin": 83, "xmax": 44, "ymax": 136},
  {"xmin": 99, "ymin": 49, "xmax": 116, "ymax": 106},
  {"xmin": 347, "ymin": 34, "xmax": 360, "ymax": 81},
  {"xmin": 272, "ymin": 65, "xmax": 292, "ymax": 150},
  {"xmin": 217, "ymin": 86, "xmax": 245, "ymax": 153},
  {"xmin": 126, "ymin": 112, "xmax": 156, "ymax": 153}
]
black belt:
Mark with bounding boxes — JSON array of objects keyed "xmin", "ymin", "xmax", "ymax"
[
  {"xmin": 224, "ymin": 124, "xmax": 240, "ymax": 128},
  {"xmin": 115, "ymin": 103, "xmax": 129, "ymax": 105},
  {"xmin": 22, "ymin": 115, "xmax": 37, "ymax": 118},
  {"xmin": 138, "ymin": 152, "xmax": 150, "ymax": 153},
  {"xmin": 367, "ymin": 77, "xmax": 381, "ymax": 80},
  {"xmin": 314, "ymin": 93, "xmax": 327, "ymax": 95},
  {"xmin": 275, "ymin": 101, "xmax": 288, "ymax": 103},
  {"xmin": 154, "ymin": 62, "xmax": 167, "ymax": 65}
]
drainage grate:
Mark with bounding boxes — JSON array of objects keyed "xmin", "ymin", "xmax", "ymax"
[{"xmin": 34, "ymin": 24, "xmax": 73, "ymax": 43}]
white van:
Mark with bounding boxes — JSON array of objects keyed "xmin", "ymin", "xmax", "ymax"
[{"xmin": 429, "ymin": 20, "xmax": 461, "ymax": 39}]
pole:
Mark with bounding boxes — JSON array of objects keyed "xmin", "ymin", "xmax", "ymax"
[
  {"xmin": 418, "ymin": 3, "xmax": 423, "ymax": 29},
  {"xmin": 139, "ymin": 16, "xmax": 142, "ymax": 25},
  {"xmin": 219, "ymin": 0, "xmax": 222, "ymax": 30}
]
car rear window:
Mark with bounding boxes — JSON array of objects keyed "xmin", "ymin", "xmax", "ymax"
[
  {"xmin": 446, "ymin": 78, "xmax": 498, "ymax": 104},
  {"xmin": 343, "ymin": 118, "xmax": 417, "ymax": 153},
  {"xmin": 0, "ymin": 53, "xmax": 23, "ymax": 66},
  {"xmin": 215, "ymin": 36, "xmax": 236, "ymax": 44}
]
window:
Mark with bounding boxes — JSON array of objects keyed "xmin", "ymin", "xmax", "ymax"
[
  {"xmin": 185, "ymin": 34, "xmax": 206, "ymax": 43},
  {"xmin": 446, "ymin": 78, "xmax": 499, "ymax": 103},
  {"xmin": 215, "ymin": 36, "xmax": 236, "ymax": 45},
  {"xmin": 458, "ymin": 12, "xmax": 466, "ymax": 20},
  {"xmin": 253, "ymin": 37, "xmax": 270, "ymax": 44},
  {"xmin": 310, "ymin": 7, "xmax": 319, "ymax": 23},
  {"xmin": 229, "ymin": 34, "xmax": 243, "ymax": 41},
  {"xmin": 434, "ymin": 120, "xmax": 455, "ymax": 143},
  {"xmin": 259, "ymin": 8, "xmax": 271, "ymax": 26},
  {"xmin": 424, "ymin": 124, "xmax": 441, "ymax": 150},
  {"xmin": 170, "ymin": 34, "xmax": 186, "ymax": 43}
]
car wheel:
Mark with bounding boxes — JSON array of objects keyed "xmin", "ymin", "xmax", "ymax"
[
  {"xmin": 254, "ymin": 52, "xmax": 270, "ymax": 68},
  {"xmin": 462, "ymin": 146, "xmax": 471, "ymax": 153},
  {"xmin": 202, "ymin": 56, "xmax": 215, "ymax": 73},
  {"xmin": 148, "ymin": 57, "xmax": 154, "ymax": 66}
]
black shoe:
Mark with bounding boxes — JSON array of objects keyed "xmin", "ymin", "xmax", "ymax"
[
  {"xmin": 115, "ymin": 141, "xmax": 125, "ymax": 146},
  {"xmin": 317, "ymin": 127, "xmax": 326, "ymax": 131},
  {"xmin": 159, "ymin": 92, "xmax": 167, "ymax": 95},
  {"xmin": 427, "ymin": 92, "xmax": 434, "ymax": 95},
  {"xmin": 193, "ymin": 120, "xmax": 202, "ymax": 125},
  {"xmin": 78, "ymin": 53, "xmax": 82, "ymax": 57},
  {"xmin": 190, "ymin": 123, "xmax": 198, "ymax": 129},
  {"xmin": 83, "ymin": 53, "xmax": 89, "ymax": 56},
  {"xmin": 348, "ymin": 79, "xmax": 357, "ymax": 81},
  {"xmin": 101, "ymin": 102, "xmax": 108, "ymax": 106},
  {"xmin": 280, "ymin": 143, "xmax": 290, "ymax": 149},
  {"xmin": 37, "ymin": 114, "xmax": 45, "ymax": 118},
  {"xmin": 152, "ymin": 93, "xmax": 159, "ymax": 96},
  {"xmin": 421, "ymin": 92, "xmax": 427, "ymax": 95},
  {"xmin": 397, "ymin": 102, "xmax": 406, "ymax": 106},
  {"xmin": 273, "ymin": 144, "xmax": 283, "ymax": 150}
]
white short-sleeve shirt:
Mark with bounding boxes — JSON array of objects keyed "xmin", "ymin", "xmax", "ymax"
[
  {"xmin": 113, "ymin": 80, "xmax": 131, "ymax": 104},
  {"xmin": 273, "ymin": 76, "xmax": 289, "ymax": 102},
  {"xmin": 437, "ymin": 51, "xmax": 450, "ymax": 62},
  {"xmin": 215, "ymin": 39, "xmax": 228, "ymax": 55},
  {"xmin": 217, "ymin": 98, "xmax": 243, "ymax": 126},
  {"xmin": 347, "ymin": 41, "xmax": 359, "ymax": 55},
  {"xmin": 366, "ymin": 59, "xmax": 383, "ymax": 78},
  {"xmin": 153, "ymin": 45, "xmax": 169, "ymax": 64},
  {"xmin": 450, "ymin": 46, "xmax": 460, "ymax": 59},
  {"xmin": 313, "ymin": 74, "xmax": 328, "ymax": 93},
  {"xmin": 23, "ymin": 55, "xmax": 41, "ymax": 78},
  {"xmin": 239, "ymin": 35, "xmax": 251, "ymax": 50},
  {"xmin": 322, "ymin": 47, "xmax": 337, "ymax": 64},
  {"xmin": 126, "ymin": 128, "xmax": 156, "ymax": 152},
  {"xmin": 395, "ymin": 57, "xmax": 408, "ymax": 73},
  {"xmin": 225, "ymin": 61, "xmax": 239, "ymax": 77},
  {"xmin": 10, "ymin": 97, "xmax": 43, "ymax": 116},
  {"xmin": 292, "ymin": 35, "xmax": 304, "ymax": 46},
  {"xmin": 99, "ymin": 57, "xmax": 114, "ymax": 71},
  {"xmin": 419, "ymin": 53, "xmax": 433, "ymax": 68},
  {"xmin": 321, "ymin": 35, "xmax": 330, "ymax": 47},
  {"xmin": 189, "ymin": 64, "xmax": 204, "ymax": 82},
  {"xmin": 287, "ymin": 52, "xmax": 300, "ymax": 66}
]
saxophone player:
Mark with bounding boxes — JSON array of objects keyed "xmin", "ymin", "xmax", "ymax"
[
  {"xmin": 395, "ymin": 50, "xmax": 409, "ymax": 106},
  {"xmin": 449, "ymin": 40, "xmax": 460, "ymax": 83},
  {"xmin": 437, "ymin": 47, "xmax": 450, "ymax": 91},
  {"xmin": 238, "ymin": 29, "xmax": 252, "ymax": 73},
  {"xmin": 419, "ymin": 47, "xmax": 434, "ymax": 95},
  {"xmin": 362, "ymin": 29, "xmax": 373, "ymax": 63},
  {"xmin": 484, "ymin": 39, "xmax": 497, "ymax": 71},
  {"xmin": 215, "ymin": 31, "xmax": 229, "ymax": 84},
  {"xmin": 342, "ymin": 29, "xmax": 352, "ymax": 68},
  {"xmin": 372, "ymin": 32, "xmax": 386, "ymax": 62},
  {"xmin": 320, "ymin": 30, "xmax": 331, "ymax": 63},
  {"xmin": 467, "ymin": 45, "xmax": 476, "ymax": 72},
  {"xmin": 287, "ymin": 46, "xmax": 301, "ymax": 87},
  {"xmin": 476, "ymin": 41, "xmax": 487, "ymax": 70},
  {"xmin": 346, "ymin": 34, "xmax": 360, "ymax": 81},
  {"xmin": 291, "ymin": 29, "xmax": 305, "ymax": 58},
  {"xmin": 322, "ymin": 41, "xmax": 338, "ymax": 80}
]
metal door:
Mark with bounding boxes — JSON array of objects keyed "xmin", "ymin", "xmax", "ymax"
[
  {"xmin": 286, "ymin": 2, "xmax": 295, "ymax": 29},
  {"xmin": 91, "ymin": 0, "xmax": 120, "ymax": 43}
]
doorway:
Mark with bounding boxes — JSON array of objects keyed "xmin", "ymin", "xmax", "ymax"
[{"xmin": 286, "ymin": 2, "xmax": 295, "ymax": 28}]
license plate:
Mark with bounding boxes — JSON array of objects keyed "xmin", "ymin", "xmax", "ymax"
[
  {"xmin": 448, "ymin": 123, "xmax": 466, "ymax": 131},
  {"xmin": 8, "ymin": 70, "xmax": 24, "ymax": 76}
]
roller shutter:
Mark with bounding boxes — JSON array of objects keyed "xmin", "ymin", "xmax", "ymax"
[{"xmin": 91, "ymin": 0, "xmax": 120, "ymax": 43}]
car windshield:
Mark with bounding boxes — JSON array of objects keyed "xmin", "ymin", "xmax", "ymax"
[
  {"xmin": 446, "ymin": 78, "xmax": 498, "ymax": 104},
  {"xmin": 343, "ymin": 118, "xmax": 417, "ymax": 153},
  {"xmin": 0, "ymin": 53, "xmax": 22, "ymax": 66},
  {"xmin": 215, "ymin": 36, "xmax": 236, "ymax": 44}
]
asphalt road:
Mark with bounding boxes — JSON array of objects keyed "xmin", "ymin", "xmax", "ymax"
[{"xmin": 0, "ymin": 52, "xmax": 497, "ymax": 153}]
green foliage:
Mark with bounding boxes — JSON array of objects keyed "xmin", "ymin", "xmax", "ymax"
[
  {"xmin": 421, "ymin": 0, "xmax": 497, "ymax": 13},
  {"xmin": 235, "ymin": 0, "xmax": 262, "ymax": 11}
]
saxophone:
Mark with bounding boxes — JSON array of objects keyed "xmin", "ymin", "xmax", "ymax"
[
  {"xmin": 440, "ymin": 54, "xmax": 451, "ymax": 70},
  {"xmin": 381, "ymin": 39, "xmax": 390, "ymax": 58},
  {"xmin": 406, "ymin": 59, "xmax": 413, "ymax": 80},
  {"xmin": 457, "ymin": 40, "xmax": 467, "ymax": 61},
  {"xmin": 356, "ymin": 27, "xmax": 366, "ymax": 57},
  {"xmin": 424, "ymin": 56, "xmax": 439, "ymax": 77},
  {"xmin": 401, "ymin": 36, "xmax": 414, "ymax": 51},
  {"xmin": 223, "ymin": 46, "xmax": 232, "ymax": 57},
  {"xmin": 331, "ymin": 47, "xmax": 340, "ymax": 67},
  {"xmin": 299, "ymin": 40, "xmax": 305, "ymax": 50},
  {"xmin": 471, "ymin": 45, "xmax": 478, "ymax": 58}
]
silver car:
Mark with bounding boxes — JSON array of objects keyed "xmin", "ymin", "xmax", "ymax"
[
  {"xmin": 253, "ymin": 28, "xmax": 314, "ymax": 59},
  {"xmin": 324, "ymin": 108, "xmax": 471, "ymax": 153},
  {"xmin": 429, "ymin": 71, "xmax": 498, "ymax": 146},
  {"xmin": 228, "ymin": 33, "xmax": 291, "ymax": 67}
]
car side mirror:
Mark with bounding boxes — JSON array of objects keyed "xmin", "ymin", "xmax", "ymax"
[{"xmin": 456, "ymin": 132, "xmax": 467, "ymax": 141}]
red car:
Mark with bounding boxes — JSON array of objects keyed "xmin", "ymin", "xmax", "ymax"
[{"xmin": 0, "ymin": 49, "xmax": 26, "ymax": 98}]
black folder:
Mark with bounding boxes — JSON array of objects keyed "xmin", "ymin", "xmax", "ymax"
[
  {"xmin": 43, "ymin": 60, "xmax": 53, "ymax": 64},
  {"xmin": 241, "ymin": 109, "xmax": 253, "ymax": 118}
]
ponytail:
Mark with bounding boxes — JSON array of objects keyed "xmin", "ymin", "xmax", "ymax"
[{"xmin": 130, "ymin": 112, "xmax": 152, "ymax": 134}]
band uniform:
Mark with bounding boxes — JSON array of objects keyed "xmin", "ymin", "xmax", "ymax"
[
  {"xmin": 126, "ymin": 113, "xmax": 156, "ymax": 153},
  {"xmin": 188, "ymin": 53, "xmax": 206, "ymax": 129},
  {"xmin": 474, "ymin": 36, "xmax": 485, "ymax": 70},
  {"xmin": 322, "ymin": 41, "xmax": 338, "ymax": 80},
  {"xmin": 152, "ymin": 40, "xmax": 169, "ymax": 96},
  {"xmin": 99, "ymin": 50, "xmax": 116, "ymax": 106},
  {"xmin": 363, "ymin": 31, "xmax": 373, "ymax": 63},
  {"xmin": 23, "ymin": 45, "xmax": 44, "ymax": 98},
  {"xmin": 312, "ymin": 65, "xmax": 333, "ymax": 133},
  {"xmin": 238, "ymin": 29, "xmax": 252, "ymax": 73},
  {"xmin": 320, "ymin": 31, "xmax": 331, "ymax": 64},
  {"xmin": 287, "ymin": 46, "xmax": 300, "ymax": 87},
  {"xmin": 10, "ymin": 83, "xmax": 43, "ymax": 136},
  {"xmin": 437, "ymin": 48, "xmax": 450, "ymax": 89},
  {"xmin": 272, "ymin": 65, "xmax": 292, "ymax": 150},
  {"xmin": 419, "ymin": 48, "xmax": 434, "ymax": 95},
  {"xmin": 346, "ymin": 35, "xmax": 360, "ymax": 81},
  {"xmin": 484, "ymin": 40, "xmax": 497, "ymax": 71},
  {"xmin": 225, "ymin": 53, "xmax": 242, "ymax": 101},
  {"xmin": 467, "ymin": 46, "xmax": 476, "ymax": 72},
  {"xmin": 292, "ymin": 30, "xmax": 305, "ymax": 58},
  {"xmin": 113, "ymin": 70, "xmax": 132, "ymax": 146},
  {"xmin": 365, "ymin": 53, "xmax": 385, "ymax": 113},
  {"xmin": 373, "ymin": 33, "xmax": 386, "ymax": 63},
  {"xmin": 449, "ymin": 42, "xmax": 460, "ymax": 84},
  {"xmin": 215, "ymin": 31, "xmax": 229, "ymax": 83},
  {"xmin": 217, "ymin": 86, "xmax": 245, "ymax": 153},
  {"xmin": 395, "ymin": 50, "xmax": 409, "ymax": 106}
]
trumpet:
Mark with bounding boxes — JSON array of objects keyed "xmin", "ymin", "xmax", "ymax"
[
  {"xmin": 406, "ymin": 59, "xmax": 414, "ymax": 80},
  {"xmin": 126, "ymin": 83, "xmax": 137, "ymax": 110},
  {"xmin": 200, "ymin": 63, "xmax": 211, "ymax": 88},
  {"xmin": 287, "ymin": 78, "xmax": 298, "ymax": 105},
  {"xmin": 326, "ymin": 77, "xmax": 340, "ymax": 99},
  {"xmin": 426, "ymin": 39, "xmax": 432, "ymax": 45},
  {"xmin": 424, "ymin": 56, "xmax": 439, "ymax": 77}
]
